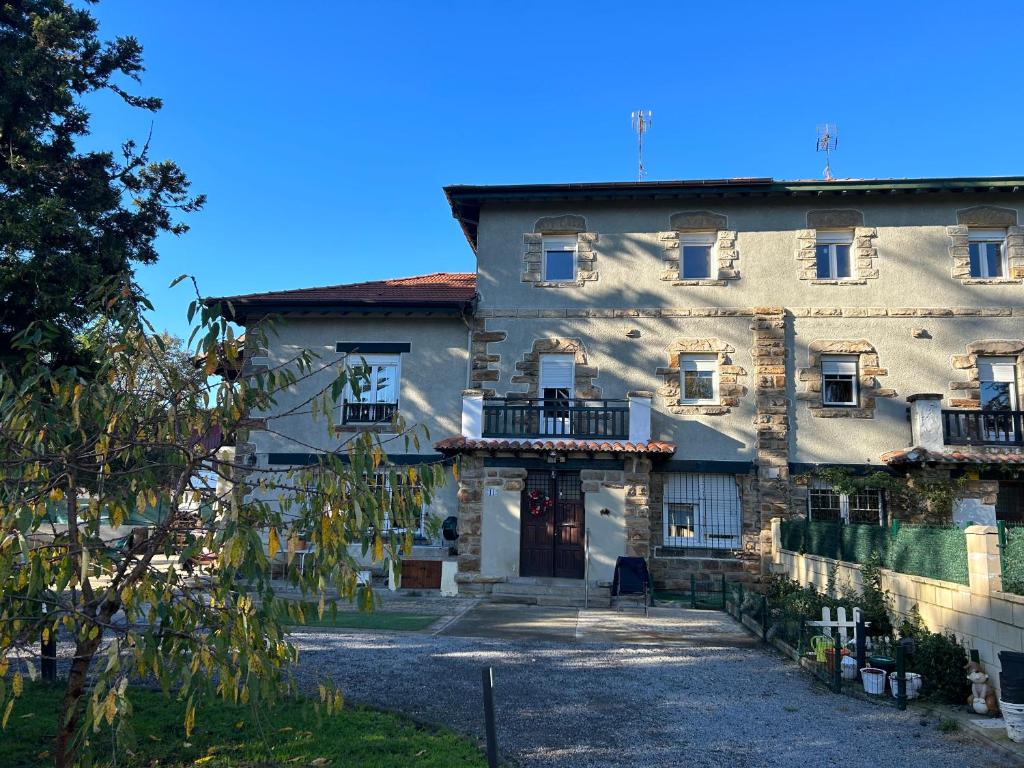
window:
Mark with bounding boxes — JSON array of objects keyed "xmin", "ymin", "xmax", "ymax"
[
  {"xmin": 542, "ymin": 235, "xmax": 577, "ymax": 282},
  {"xmin": 662, "ymin": 473, "xmax": 741, "ymax": 549},
  {"xmin": 815, "ymin": 230, "xmax": 853, "ymax": 279},
  {"xmin": 344, "ymin": 356, "xmax": 399, "ymax": 424},
  {"xmin": 680, "ymin": 354, "xmax": 718, "ymax": 404},
  {"xmin": 821, "ymin": 355, "xmax": 858, "ymax": 406},
  {"xmin": 808, "ymin": 480, "xmax": 885, "ymax": 525},
  {"xmin": 369, "ymin": 473, "xmax": 426, "ymax": 538},
  {"xmin": 968, "ymin": 229, "xmax": 1007, "ymax": 278},
  {"xmin": 539, "ymin": 354, "xmax": 574, "ymax": 434},
  {"xmin": 680, "ymin": 232, "xmax": 716, "ymax": 280},
  {"xmin": 979, "ymin": 357, "xmax": 1018, "ymax": 411}
]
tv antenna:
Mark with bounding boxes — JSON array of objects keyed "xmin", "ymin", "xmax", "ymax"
[
  {"xmin": 816, "ymin": 123, "xmax": 839, "ymax": 181},
  {"xmin": 631, "ymin": 110, "xmax": 652, "ymax": 181}
]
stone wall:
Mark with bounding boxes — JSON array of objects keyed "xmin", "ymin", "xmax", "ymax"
[{"xmin": 795, "ymin": 226, "xmax": 879, "ymax": 284}]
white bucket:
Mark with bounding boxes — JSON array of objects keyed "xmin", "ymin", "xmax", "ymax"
[
  {"xmin": 889, "ymin": 672, "xmax": 922, "ymax": 700},
  {"xmin": 861, "ymin": 667, "xmax": 886, "ymax": 695},
  {"xmin": 1001, "ymin": 700, "xmax": 1024, "ymax": 743},
  {"xmin": 841, "ymin": 655, "xmax": 858, "ymax": 681}
]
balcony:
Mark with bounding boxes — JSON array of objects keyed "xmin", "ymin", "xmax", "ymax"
[
  {"xmin": 942, "ymin": 409, "xmax": 1024, "ymax": 446},
  {"xmin": 342, "ymin": 401, "xmax": 397, "ymax": 425},
  {"xmin": 482, "ymin": 398, "xmax": 629, "ymax": 440},
  {"xmin": 461, "ymin": 390, "xmax": 653, "ymax": 444}
]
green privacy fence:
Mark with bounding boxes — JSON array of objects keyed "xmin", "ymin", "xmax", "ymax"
[
  {"xmin": 780, "ymin": 519, "xmax": 970, "ymax": 585},
  {"xmin": 999, "ymin": 522, "xmax": 1024, "ymax": 596}
]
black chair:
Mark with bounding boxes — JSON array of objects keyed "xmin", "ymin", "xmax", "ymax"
[{"xmin": 612, "ymin": 556, "xmax": 651, "ymax": 616}]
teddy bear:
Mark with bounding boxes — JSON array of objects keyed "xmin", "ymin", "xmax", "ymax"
[{"xmin": 966, "ymin": 661, "xmax": 1000, "ymax": 716}]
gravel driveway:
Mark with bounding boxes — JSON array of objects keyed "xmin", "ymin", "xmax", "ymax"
[{"xmin": 291, "ymin": 605, "xmax": 1011, "ymax": 768}]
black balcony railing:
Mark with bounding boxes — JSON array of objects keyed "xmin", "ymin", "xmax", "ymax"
[
  {"xmin": 942, "ymin": 409, "xmax": 1024, "ymax": 446},
  {"xmin": 342, "ymin": 401, "xmax": 398, "ymax": 425},
  {"xmin": 482, "ymin": 398, "xmax": 629, "ymax": 440}
]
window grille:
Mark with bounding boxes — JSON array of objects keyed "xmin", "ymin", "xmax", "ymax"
[{"xmin": 662, "ymin": 473, "xmax": 741, "ymax": 549}]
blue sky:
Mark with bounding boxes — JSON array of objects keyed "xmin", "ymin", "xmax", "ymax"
[{"xmin": 85, "ymin": 0, "xmax": 1024, "ymax": 340}]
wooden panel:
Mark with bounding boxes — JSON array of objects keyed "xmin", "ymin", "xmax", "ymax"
[{"xmin": 401, "ymin": 559, "xmax": 442, "ymax": 589}]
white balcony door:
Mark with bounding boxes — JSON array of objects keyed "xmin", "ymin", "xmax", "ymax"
[
  {"xmin": 539, "ymin": 355, "xmax": 574, "ymax": 436},
  {"xmin": 979, "ymin": 358, "xmax": 1019, "ymax": 442}
]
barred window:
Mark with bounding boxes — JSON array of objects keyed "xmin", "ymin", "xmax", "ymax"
[
  {"xmin": 662, "ymin": 473, "xmax": 741, "ymax": 549},
  {"xmin": 368, "ymin": 473, "xmax": 426, "ymax": 537}
]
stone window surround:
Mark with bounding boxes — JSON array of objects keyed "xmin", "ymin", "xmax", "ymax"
[
  {"xmin": 510, "ymin": 337, "xmax": 601, "ymax": 399},
  {"xmin": 949, "ymin": 340, "xmax": 1024, "ymax": 409},
  {"xmin": 655, "ymin": 338, "xmax": 747, "ymax": 416},
  {"xmin": 795, "ymin": 209, "xmax": 878, "ymax": 285},
  {"xmin": 658, "ymin": 210, "xmax": 739, "ymax": 287},
  {"xmin": 947, "ymin": 206, "xmax": 1024, "ymax": 284},
  {"xmin": 522, "ymin": 214, "xmax": 599, "ymax": 288},
  {"xmin": 797, "ymin": 339, "xmax": 895, "ymax": 418}
]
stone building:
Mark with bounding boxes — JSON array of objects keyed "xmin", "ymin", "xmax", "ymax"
[{"xmin": 215, "ymin": 176, "xmax": 1024, "ymax": 598}]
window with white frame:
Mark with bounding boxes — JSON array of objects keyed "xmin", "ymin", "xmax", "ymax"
[
  {"xmin": 821, "ymin": 355, "xmax": 858, "ymax": 406},
  {"xmin": 968, "ymin": 228, "xmax": 1008, "ymax": 278},
  {"xmin": 344, "ymin": 355, "xmax": 400, "ymax": 424},
  {"xmin": 370, "ymin": 472, "xmax": 427, "ymax": 538},
  {"xmin": 662, "ymin": 473, "xmax": 741, "ymax": 549},
  {"xmin": 680, "ymin": 232, "xmax": 716, "ymax": 280},
  {"xmin": 680, "ymin": 354, "xmax": 718, "ymax": 405},
  {"xmin": 808, "ymin": 480, "xmax": 885, "ymax": 525},
  {"xmin": 542, "ymin": 235, "xmax": 577, "ymax": 282},
  {"xmin": 815, "ymin": 230, "xmax": 853, "ymax": 279}
]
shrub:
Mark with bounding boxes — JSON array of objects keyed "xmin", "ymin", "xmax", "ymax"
[
  {"xmin": 899, "ymin": 605, "xmax": 970, "ymax": 703},
  {"xmin": 859, "ymin": 553, "xmax": 894, "ymax": 638}
]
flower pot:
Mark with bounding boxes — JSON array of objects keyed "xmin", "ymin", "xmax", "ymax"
[
  {"xmin": 841, "ymin": 655, "xmax": 858, "ymax": 681},
  {"xmin": 861, "ymin": 667, "xmax": 886, "ymax": 695},
  {"xmin": 888, "ymin": 672, "xmax": 922, "ymax": 700},
  {"xmin": 1001, "ymin": 700, "xmax": 1024, "ymax": 743}
]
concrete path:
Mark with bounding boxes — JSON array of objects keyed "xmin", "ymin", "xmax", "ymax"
[{"xmin": 292, "ymin": 604, "xmax": 1012, "ymax": 768}]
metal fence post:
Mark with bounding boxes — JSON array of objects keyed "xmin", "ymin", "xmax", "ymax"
[
  {"xmin": 481, "ymin": 667, "xmax": 498, "ymax": 768},
  {"xmin": 720, "ymin": 573, "xmax": 727, "ymax": 610},
  {"xmin": 737, "ymin": 582, "xmax": 745, "ymax": 621},
  {"xmin": 998, "ymin": 520, "xmax": 1008, "ymax": 576},
  {"xmin": 40, "ymin": 602, "xmax": 56, "ymax": 683},
  {"xmin": 690, "ymin": 573, "xmax": 697, "ymax": 609},
  {"xmin": 855, "ymin": 617, "xmax": 866, "ymax": 680},
  {"xmin": 761, "ymin": 594, "xmax": 769, "ymax": 641},
  {"xmin": 895, "ymin": 644, "xmax": 907, "ymax": 711},
  {"xmin": 832, "ymin": 632, "xmax": 843, "ymax": 693}
]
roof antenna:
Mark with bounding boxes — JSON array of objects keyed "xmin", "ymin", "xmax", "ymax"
[
  {"xmin": 631, "ymin": 110, "xmax": 652, "ymax": 181},
  {"xmin": 816, "ymin": 123, "xmax": 839, "ymax": 181}
]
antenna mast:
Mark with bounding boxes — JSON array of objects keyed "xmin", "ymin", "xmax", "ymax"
[
  {"xmin": 631, "ymin": 110, "xmax": 652, "ymax": 181},
  {"xmin": 816, "ymin": 123, "xmax": 839, "ymax": 181}
]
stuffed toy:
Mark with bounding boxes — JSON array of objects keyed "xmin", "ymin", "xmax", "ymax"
[{"xmin": 965, "ymin": 661, "xmax": 1000, "ymax": 716}]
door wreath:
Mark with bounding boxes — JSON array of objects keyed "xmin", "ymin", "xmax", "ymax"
[{"xmin": 528, "ymin": 489, "xmax": 554, "ymax": 517}]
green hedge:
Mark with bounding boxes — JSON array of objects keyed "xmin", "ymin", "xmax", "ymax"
[
  {"xmin": 1002, "ymin": 526, "xmax": 1024, "ymax": 596},
  {"xmin": 779, "ymin": 519, "xmax": 969, "ymax": 585}
]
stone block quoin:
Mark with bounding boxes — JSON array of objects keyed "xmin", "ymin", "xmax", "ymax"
[
  {"xmin": 949, "ymin": 340, "xmax": 1024, "ymax": 409},
  {"xmin": 654, "ymin": 337, "xmax": 747, "ymax": 415},
  {"xmin": 522, "ymin": 214, "xmax": 599, "ymax": 288},
  {"xmin": 797, "ymin": 339, "xmax": 896, "ymax": 418},
  {"xmin": 659, "ymin": 210, "xmax": 738, "ymax": 286}
]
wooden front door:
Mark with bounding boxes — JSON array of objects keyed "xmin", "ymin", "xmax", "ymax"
[{"xmin": 520, "ymin": 471, "xmax": 585, "ymax": 579}]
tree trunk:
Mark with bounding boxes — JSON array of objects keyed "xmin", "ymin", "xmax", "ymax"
[{"xmin": 54, "ymin": 636, "xmax": 99, "ymax": 768}]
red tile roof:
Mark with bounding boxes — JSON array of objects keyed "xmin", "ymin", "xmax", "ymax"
[
  {"xmin": 434, "ymin": 436, "xmax": 677, "ymax": 455},
  {"xmin": 212, "ymin": 272, "xmax": 476, "ymax": 310},
  {"xmin": 881, "ymin": 446, "xmax": 1024, "ymax": 466}
]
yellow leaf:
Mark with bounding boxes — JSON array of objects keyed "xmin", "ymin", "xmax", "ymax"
[
  {"xmin": 104, "ymin": 692, "xmax": 117, "ymax": 725},
  {"xmin": 268, "ymin": 527, "xmax": 280, "ymax": 559},
  {"xmin": 372, "ymin": 535, "xmax": 383, "ymax": 562},
  {"xmin": 2, "ymin": 699, "xmax": 13, "ymax": 729},
  {"xmin": 12, "ymin": 672, "xmax": 22, "ymax": 697},
  {"xmin": 184, "ymin": 701, "xmax": 196, "ymax": 737},
  {"xmin": 195, "ymin": 757, "xmax": 214, "ymax": 765},
  {"xmin": 42, "ymin": 628, "xmax": 48, "ymax": 644}
]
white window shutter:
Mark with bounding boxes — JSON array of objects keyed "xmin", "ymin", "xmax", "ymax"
[{"xmin": 539, "ymin": 355, "xmax": 575, "ymax": 390}]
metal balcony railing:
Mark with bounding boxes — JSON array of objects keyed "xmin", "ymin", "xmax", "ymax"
[
  {"xmin": 942, "ymin": 409, "xmax": 1024, "ymax": 446},
  {"xmin": 481, "ymin": 398, "xmax": 629, "ymax": 440},
  {"xmin": 342, "ymin": 401, "xmax": 398, "ymax": 425}
]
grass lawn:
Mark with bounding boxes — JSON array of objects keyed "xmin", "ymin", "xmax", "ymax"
[
  {"xmin": 284, "ymin": 606, "xmax": 441, "ymax": 632},
  {"xmin": 9, "ymin": 682, "xmax": 486, "ymax": 767}
]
